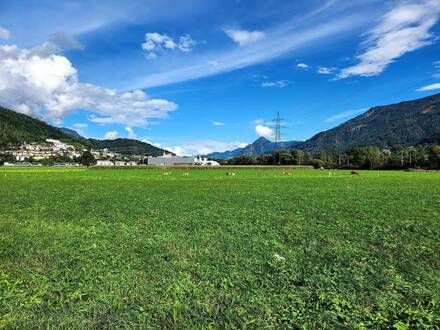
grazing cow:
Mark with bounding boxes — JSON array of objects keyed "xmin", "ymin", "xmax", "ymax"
[
  {"xmin": 225, "ymin": 172, "xmax": 236, "ymax": 176},
  {"xmin": 351, "ymin": 171, "xmax": 359, "ymax": 176}
]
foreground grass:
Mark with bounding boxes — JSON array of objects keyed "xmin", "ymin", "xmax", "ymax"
[{"xmin": 0, "ymin": 167, "xmax": 439, "ymax": 329}]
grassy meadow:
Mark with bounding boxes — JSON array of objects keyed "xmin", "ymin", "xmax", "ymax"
[{"xmin": 0, "ymin": 167, "xmax": 439, "ymax": 329}]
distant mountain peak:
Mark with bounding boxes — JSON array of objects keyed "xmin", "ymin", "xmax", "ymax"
[
  {"xmin": 208, "ymin": 137, "xmax": 301, "ymax": 159},
  {"xmin": 254, "ymin": 136, "xmax": 271, "ymax": 143}
]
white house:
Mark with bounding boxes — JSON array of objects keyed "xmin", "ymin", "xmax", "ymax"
[
  {"xmin": 96, "ymin": 160, "xmax": 114, "ymax": 166},
  {"xmin": 194, "ymin": 155, "xmax": 220, "ymax": 166}
]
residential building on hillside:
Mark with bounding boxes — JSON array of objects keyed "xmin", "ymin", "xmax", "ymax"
[{"xmin": 5, "ymin": 139, "xmax": 81, "ymax": 161}]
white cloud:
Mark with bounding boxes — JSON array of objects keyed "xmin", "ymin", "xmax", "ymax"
[
  {"xmin": 325, "ymin": 108, "xmax": 367, "ymax": 123},
  {"xmin": 212, "ymin": 121, "xmax": 225, "ymax": 126},
  {"xmin": 255, "ymin": 125, "xmax": 274, "ymax": 138},
  {"xmin": 104, "ymin": 131, "xmax": 119, "ymax": 139},
  {"xmin": 297, "ymin": 63, "xmax": 309, "ymax": 69},
  {"xmin": 142, "ymin": 32, "xmax": 176, "ymax": 51},
  {"xmin": 142, "ymin": 32, "xmax": 197, "ymax": 59},
  {"xmin": 49, "ymin": 32, "xmax": 84, "ymax": 51},
  {"xmin": 223, "ymin": 28, "xmax": 265, "ymax": 46},
  {"xmin": 178, "ymin": 35, "xmax": 197, "ymax": 52},
  {"xmin": 163, "ymin": 140, "xmax": 248, "ymax": 156},
  {"xmin": 0, "ymin": 27, "xmax": 10, "ymax": 40},
  {"xmin": 317, "ymin": 66, "xmax": 336, "ymax": 74},
  {"xmin": 416, "ymin": 83, "xmax": 440, "ymax": 91},
  {"xmin": 339, "ymin": 1, "xmax": 440, "ymax": 78},
  {"xmin": 125, "ymin": 126, "xmax": 137, "ymax": 139},
  {"xmin": 141, "ymin": 139, "xmax": 162, "ymax": 148},
  {"xmin": 0, "ymin": 43, "xmax": 177, "ymax": 126},
  {"xmin": 261, "ymin": 80, "xmax": 289, "ymax": 88}
]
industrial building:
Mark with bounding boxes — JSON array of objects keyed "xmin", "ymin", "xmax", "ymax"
[
  {"xmin": 146, "ymin": 153, "xmax": 220, "ymax": 166},
  {"xmin": 146, "ymin": 153, "xmax": 195, "ymax": 166}
]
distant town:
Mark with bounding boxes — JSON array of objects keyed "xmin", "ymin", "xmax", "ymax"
[{"xmin": 0, "ymin": 139, "xmax": 220, "ymax": 167}]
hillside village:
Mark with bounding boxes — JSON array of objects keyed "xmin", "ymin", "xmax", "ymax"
[{"xmin": 1, "ymin": 139, "xmax": 220, "ymax": 167}]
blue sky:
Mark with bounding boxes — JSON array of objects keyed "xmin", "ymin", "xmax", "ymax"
[{"xmin": 1, "ymin": 0, "xmax": 440, "ymax": 155}]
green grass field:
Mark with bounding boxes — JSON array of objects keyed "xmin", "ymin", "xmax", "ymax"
[{"xmin": 0, "ymin": 167, "xmax": 439, "ymax": 329}]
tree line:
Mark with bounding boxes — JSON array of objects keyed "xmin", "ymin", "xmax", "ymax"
[{"xmin": 222, "ymin": 144, "xmax": 440, "ymax": 170}]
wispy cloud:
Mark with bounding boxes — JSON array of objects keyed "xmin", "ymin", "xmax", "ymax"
[
  {"xmin": 212, "ymin": 121, "xmax": 226, "ymax": 126},
  {"xmin": 416, "ymin": 83, "xmax": 440, "ymax": 91},
  {"xmin": 339, "ymin": 0, "xmax": 440, "ymax": 78},
  {"xmin": 0, "ymin": 27, "xmax": 10, "ymax": 40},
  {"xmin": 73, "ymin": 123, "xmax": 87, "ymax": 130},
  {"xmin": 317, "ymin": 66, "xmax": 336, "ymax": 75},
  {"xmin": 69, "ymin": 123, "xmax": 88, "ymax": 136},
  {"xmin": 434, "ymin": 60, "xmax": 440, "ymax": 78},
  {"xmin": 127, "ymin": 5, "xmax": 371, "ymax": 89},
  {"xmin": 325, "ymin": 108, "xmax": 367, "ymax": 123},
  {"xmin": 261, "ymin": 80, "xmax": 290, "ymax": 88},
  {"xmin": 296, "ymin": 63, "xmax": 309, "ymax": 69},
  {"xmin": 223, "ymin": 28, "xmax": 265, "ymax": 46}
]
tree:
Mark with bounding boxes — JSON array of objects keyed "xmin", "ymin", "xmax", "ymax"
[
  {"xmin": 429, "ymin": 145, "xmax": 440, "ymax": 169},
  {"xmin": 365, "ymin": 146, "xmax": 381, "ymax": 169},
  {"xmin": 291, "ymin": 149, "xmax": 305, "ymax": 165},
  {"xmin": 77, "ymin": 151, "xmax": 96, "ymax": 167}
]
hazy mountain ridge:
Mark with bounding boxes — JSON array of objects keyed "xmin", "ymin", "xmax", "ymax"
[{"xmin": 208, "ymin": 137, "xmax": 301, "ymax": 159}]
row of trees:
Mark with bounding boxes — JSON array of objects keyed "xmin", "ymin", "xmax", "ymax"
[{"xmin": 223, "ymin": 144, "xmax": 440, "ymax": 170}]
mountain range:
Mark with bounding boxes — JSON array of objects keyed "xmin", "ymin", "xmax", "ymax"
[
  {"xmin": 208, "ymin": 137, "xmax": 301, "ymax": 159},
  {"xmin": 2, "ymin": 92, "xmax": 440, "ymax": 157},
  {"xmin": 299, "ymin": 92, "xmax": 440, "ymax": 153},
  {"xmin": 0, "ymin": 106, "xmax": 168, "ymax": 156},
  {"xmin": 209, "ymin": 92, "xmax": 440, "ymax": 158}
]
